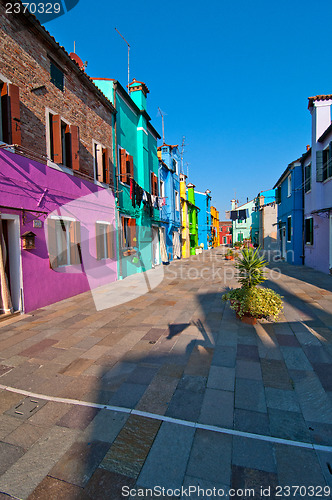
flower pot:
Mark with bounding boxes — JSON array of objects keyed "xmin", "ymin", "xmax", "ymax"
[
  {"xmin": 225, "ymin": 255, "xmax": 234, "ymax": 260},
  {"xmin": 236, "ymin": 312, "xmax": 257, "ymax": 325}
]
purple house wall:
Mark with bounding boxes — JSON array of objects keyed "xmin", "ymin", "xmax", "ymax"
[{"xmin": 1, "ymin": 149, "xmax": 117, "ymax": 313}]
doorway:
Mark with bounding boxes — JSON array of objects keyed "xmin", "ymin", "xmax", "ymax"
[
  {"xmin": 151, "ymin": 225, "xmax": 160, "ymax": 267},
  {"xmin": 329, "ymin": 214, "xmax": 332, "ymax": 272},
  {"xmin": 281, "ymin": 227, "xmax": 286, "ymax": 259},
  {"xmin": 0, "ymin": 214, "xmax": 22, "ymax": 313}
]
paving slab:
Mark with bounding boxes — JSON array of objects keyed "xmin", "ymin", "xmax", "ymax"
[{"xmin": 137, "ymin": 422, "xmax": 195, "ymax": 490}]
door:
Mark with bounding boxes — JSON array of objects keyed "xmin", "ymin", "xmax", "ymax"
[
  {"xmin": 0, "ymin": 215, "xmax": 22, "ymax": 313},
  {"xmin": 281, "ymin": 227, "xmax": 286, "ymax": 259},
  {"xmin": 151, "ymin": 226, "xmax": 160, "ymax": 267}
]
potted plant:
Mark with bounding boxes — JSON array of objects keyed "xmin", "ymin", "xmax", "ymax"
[
  {"xmin": 225, "ymin": 249, "xmax": 234, "ymax": 260},
  {"xmin": 222, "ymin": 247, "xmax": 283, "ymax": 324}
]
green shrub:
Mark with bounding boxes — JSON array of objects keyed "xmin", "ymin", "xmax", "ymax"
[
  {"xmin": 236, "ymin": 247, "xmax": 267, "ymax": 288},
  {"xmin": 222, "ymin": 287, "xmax": 283, "ymax": 321}
]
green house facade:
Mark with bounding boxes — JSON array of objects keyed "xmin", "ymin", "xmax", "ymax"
[
  {"xmin": 187, "ymin": 183, "xmax": 199, "ymax": 255},
  {"xmin": 92, "ymin": 77, "xmax": 161, "ymax": 278}
]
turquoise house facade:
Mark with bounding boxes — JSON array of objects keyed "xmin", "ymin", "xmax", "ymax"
[
  {"xmin": 230, "ymin": 199, "xmax": 255, "ymax": 242},
  {"xmin": 92, "ymin": 78, "xmax": 161, "ymax": 278}
]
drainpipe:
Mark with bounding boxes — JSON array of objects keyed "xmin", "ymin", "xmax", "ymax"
[
  {"xmin": 301, "ymin": 160, "xmax": 305, "ymax": 266},
  {"xmin": 113, "ymin": 83, "xmax": 123, "ymax": 279}
]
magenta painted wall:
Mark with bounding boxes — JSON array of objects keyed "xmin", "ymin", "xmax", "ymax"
[{"xmin": 0, "ymin": 149, "xmax": 117, "ymax": 312}]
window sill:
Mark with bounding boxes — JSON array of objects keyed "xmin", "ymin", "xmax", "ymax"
[
  {"xmin": 304, "ymin": 190, "xmax": 311, "ymax": 194},
  {"xmin": 47, "ymin": 160, "xmax": 74, "ymax": 176},
  {"xmin": 322, "ymin": 177, "xmax": 332, "ymax": 184},
  {"xmin": 94, "ymin": 179, "xmax": 109, "ymax": 188}
]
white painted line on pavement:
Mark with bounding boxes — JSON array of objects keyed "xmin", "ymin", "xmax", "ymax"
[{"xmin": 1, "ymin": 383, "xmax": 331, "ymax": 453}]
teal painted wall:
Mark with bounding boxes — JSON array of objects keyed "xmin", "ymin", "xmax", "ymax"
[
  {"xmin": 232, "ymin": 199, "xmax": 255, "ymax": 242},
  {"xmin": 93, "ymin": 78, "xmax": 160, "ymax": 278}
]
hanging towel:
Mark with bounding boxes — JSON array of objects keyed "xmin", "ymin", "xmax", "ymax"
[
  {"xmin": 143, "ymin": 191, "xmax": 148, "ymax": 202},
  {"xmin": 173, "ymin": 231, "xmax": 181, "ymax": 259},
  {"xmin": 136, "ymin": 186, "xmax": 143, "ymax": 207},
  {"xmin": 131, "ymin": 180, "xmax": 137, "ymax": 208},
  {"xmin": 230, "ymin": 210, "xmax": 238, "ymax": 221}
]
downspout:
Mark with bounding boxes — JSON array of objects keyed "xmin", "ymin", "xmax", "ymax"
[
  {"xmin": 113, "ymin": 83, "xmax": 123, "ymax": 280},
  {"xmin": 301, "ymin": 160, "xmax": 305, "ymax": 266}
]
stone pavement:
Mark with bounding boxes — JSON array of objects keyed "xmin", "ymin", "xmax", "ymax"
[{"xmin": 0, "ymin": 249, "xmax": 332, "ymax": 499}]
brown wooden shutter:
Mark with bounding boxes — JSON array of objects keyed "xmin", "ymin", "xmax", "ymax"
[
  {"xmin": 154, "ymin": 174, "xmax": 158, "ymax": 196},
  {"xmin": 70, "ymin": 125, "xmax": 80, "ymax": 171},
  {"xmin": 70, "ymin": 221, "xmax": 81, "ymax": 265},
  {"xmin": 96, "ymin": 144, "xmax": 103, "ymax": 181},
  {"xmin": 47, "ymin": 218, "xmax": 58, "ymax": 269},
  {"xmin": 128, "ymin": 218, "xmax": 136, "ymax": 247},
  {"xmin": 128, "ymin": 155, "xmax": 134, "ymax": 180},
  {"xmin": 52, "ymin": 115, "xmax": 62, "ymax": 164},
  {"xmin": 103, "ymin": 148, "xmax": 110, "ymax": 184},
  {"xmin": 1, "ymin": 83, "xmax": 21, "ymax": 145},
  {"xmin": 120, "ymin": 149, "xmax": 127, "ymax": 183},
  {"xmin": 95, "ymin": 223, "xmax": 103, "ymax": 260},
  {"xmin": 107, "ymin": 224, "xmax": 113, "ymax": 258}
]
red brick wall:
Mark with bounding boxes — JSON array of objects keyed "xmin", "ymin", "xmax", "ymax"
[{"xmin": 0, "ymin": 4, "xmax": 114, "ymax": 179}]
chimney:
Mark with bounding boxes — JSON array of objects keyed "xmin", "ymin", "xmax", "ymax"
[
  {"xmin": 306, "ymin": 144, "xmax": 310, "ymax": 151},
  {"xmin": 308, "ymin": 97, "xmax": 332, "ymax": 143},
  {"xmin": 129, "ymin": 79, "xmax": 149, "ymax": 111},
  {"xmin": 231, "ymin": 199, "xmax": 236, "ymax": 210}
]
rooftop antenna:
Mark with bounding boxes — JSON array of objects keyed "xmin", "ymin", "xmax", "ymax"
[
  {"xmin": 157, "ymin": 107, "xmax": 166, "ymax": 144},
  {"xmin": 115, "ymin": 28, "xmax": 130, "ymax": 94},
  {"xmin": 180, "ymin": 136, "xmax": 186, "ymax": 174},
  {"xmin": 73, "ymin": 41, "xmax": 76, "ymax": 53}
]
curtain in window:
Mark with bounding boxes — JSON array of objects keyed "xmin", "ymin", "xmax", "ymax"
[
  {"xmin": 0, "ymin": 217, "xmax": 13, "ymax": 314},
  {"xmin": 159, "ymin": 228, "xmax": 168, "ymax": 263},
  {"xmin": 173, "ymin": 231, "xmax": 181, "ymax": 259}
]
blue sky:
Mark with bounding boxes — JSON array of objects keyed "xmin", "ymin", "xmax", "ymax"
[{"xmin": 45, "ymin": 0, "xmax": 332, "ymax": 216}]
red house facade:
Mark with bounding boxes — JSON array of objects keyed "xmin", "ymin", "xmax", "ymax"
[{"xmin": 219, "ymin": 221, "xmax": 232, "ymax": 246}]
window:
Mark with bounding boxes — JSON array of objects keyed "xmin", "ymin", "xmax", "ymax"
[
  {"xmin": 122, "ymin": 217, "xmax": 137, "ymax": 249},
  {"xmin": 305, "ymin": 218, "xmax": 313, "ymax": 245},
  {"xmin": 159, "ymin": 179, "xmax": 165, "ymax": 197},
  {"xmin": 119, "ymin": 148, "xmax": 133, "ymax": 185},
  {"xmin": 96, "ymin": 222, "xmax": 113, "ymax": 260},
  {"xmin": 173, "ymin": 158, "xmax": 178, "ymax": 175},
  {"xmin": 94, "ymin": 142, "xmax": 111, "ymax": 184},
  {"xmin": 304, "ymin": 164, "xmax": 311, "ymax": 193},
  {"xmin": 0, "ymin": 82, "xmax": 21, "ymax": 145},
  {"xmin": 48, "ymin": 113, "xmax": 80, "ymax": 170},
  {"xmin": 50, "ymin": 61, "xmax": 64, "ymax": 92},
  {"xmin": 175, "ymin": 190, "xmax": 180, "ymax": 211},
  {"xmin": 287, "ymin": 174, "xmax": 292, "ymax": 197},
  {"xmin": 322, "ymin": 145, "xmax": 332, "ymax": 181},
  {"xmin": 287, "ymin": 216, "xmax": 292, "ymax": 242},
  {"xmin": 150, "ymin": 171, "xmax": 158, "ymax": 196},
  {"xmin": 47, "ymin": 218, "xmax": 81, "ymax": 268}
]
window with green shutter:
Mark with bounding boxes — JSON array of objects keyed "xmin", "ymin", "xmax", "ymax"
[
  {"xmin": 304, "ymin": 164, "xmax": 311, "ymax": 193},
  {"xmin": 305, "ymin": 218, "xmax": 313, "ymax": 245},
  {"xmin": 316, "ymin": 150, "xmax": 324, "ymax": 182}
]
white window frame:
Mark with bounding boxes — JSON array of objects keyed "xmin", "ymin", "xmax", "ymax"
[
  {"xmin": 96, "ymin": 221, "xmax": 111, "ymax": 260},
  {"xmin": 159, "ymin": 179, "xmax": 165, "ymax": 198},
  {"xmin": 287, "ymin": 173, "xmax": 292, "ymax": 197},
  {"xmin": 45, "ymin": 108, "xmax": 73, "ymax": 175},
  {"xmin": 93, "ymin": 140, "xmax": 106, "ymax": 185},
  {"xmin": 175, "ymin": 190, "xmax": 180, "ymax": 211}
]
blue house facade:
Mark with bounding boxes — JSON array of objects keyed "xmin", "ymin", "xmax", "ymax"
[
  {"xmin": 195, "ymin": 190, "xmax": 212, "ymax": 250},
  {"xmin": 157, "ymin": 144, "xmax": 181, "ymax": 260},
  {"xmin": 274, "ymin": 158, "xmax": 304, "ymax": 265}
]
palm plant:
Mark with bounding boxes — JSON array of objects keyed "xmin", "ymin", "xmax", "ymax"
[{"xmin": 236, "ymin": 247, "xmax": 267, "ymax": 288}]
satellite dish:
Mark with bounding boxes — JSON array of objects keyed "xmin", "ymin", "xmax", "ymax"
[{"xmin": 69, "ymin": 52, "xmax": 84, "ymax": 69}]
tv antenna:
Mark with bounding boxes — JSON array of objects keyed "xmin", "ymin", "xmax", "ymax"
[
  {"xmin": 157, "ymin": 107, "xmax": 166, "ymax": 144},
  {"xmin": 180, "ymin": 136, "xmax": 186, "ymax": 174},
  {"xmin": 115, "ymin": 28, "xmax": 130, "ymax": 94}
]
